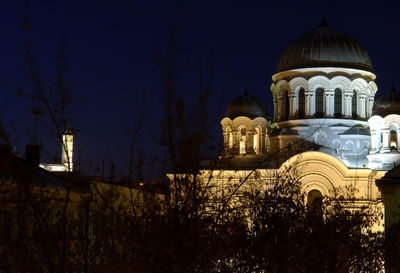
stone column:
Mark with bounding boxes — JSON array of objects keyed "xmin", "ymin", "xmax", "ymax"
[
  {"xmin": 381, "ymin": 129, "xmax": 390, "ymax": 152},
  {"xmin": 273, "ymin": 98, "xmax": 278, "ymax": 121},
  {"xmin": 289, "ymin": 93, "xmax": 297, "ymax": 119},
  {"xmin": 324, "ymin": 90, "xmax": 334, "ymax": 117},
  {"xmin": 344, "ymin": 92, "xmax": 353, "ymax": 118},
  {"xmin": 377, "ymin": 130, "xmax": 382, "ymax": 152},
  {"xmin": 277, "ymin": 95, "xmax": 283, "ymax": 121},
  {"xmin": 360, "ymin": 94, "xmax": 366, "ymax": 118},
  {"xmin": 305, "ymin": 91, "xmax": 314, "ymax": 117},
  {"xmin": 288, "ymin": 95, "xmax": 293, "ymax": 119}
]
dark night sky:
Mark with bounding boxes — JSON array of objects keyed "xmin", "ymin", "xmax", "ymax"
[{"xmin": 1, "ymin": 0, "xmax": 400, "ymax": 176}]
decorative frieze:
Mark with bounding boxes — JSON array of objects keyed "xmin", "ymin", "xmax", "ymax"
[{"xmin": 273, "ymin": 73, "xmax": 376, "ymax": 121}]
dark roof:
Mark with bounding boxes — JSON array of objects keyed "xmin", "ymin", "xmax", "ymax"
[
  {"xmin": 340, "ymin": 124, "xmax": 370, "ymax": 136},
  {"xmin": 201, "ymin": 154, "xmax": 277, "ymax": 170},
  {"xmin": 373, "ymin": 87, "xmax": 400, "ymax": 116},
  {"xmin": 276, "ymin": 21, "xmax": 372, "ymax": 73},
  {"xmin": 269, "ymin": 127, "xmax": 298, "ymax": 137},
  {"xmin": 382, "ymin": 164, "xmax": 400, "ymax": 179},
  {"xmin": 225, "ymin": 89, "xmax": 267, "ymax": 119}
]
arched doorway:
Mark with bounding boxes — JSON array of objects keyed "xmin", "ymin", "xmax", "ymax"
[{"xmin": 307, "ymin": 189, "xmax": 323, "ymax": 215}]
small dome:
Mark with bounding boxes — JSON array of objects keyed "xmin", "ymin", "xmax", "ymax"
[
  {"xmin": 373, "ymin": 87, "xmax": 400, "ymax": 116},
  {"xmin": 226, "ymin": 89, "xmax": 266, "ymax": 119},
  {"xmin": 276, "ymin": 20, "xmax": 372, "ymax": 73}
]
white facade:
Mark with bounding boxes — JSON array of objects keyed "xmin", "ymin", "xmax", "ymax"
[
  {"xmin": 212, "ymin": 22, "xmax": 400, "ymax": 230},
  {"xmin": 269, "ymin": 67, "xmax": 378, "ymax": 168},
  {"xmin": 221, "ymin": 116, "xmax": 269, "ymax": 156},
  {"xmin": 368, "ymin": 114, "xmax": 400, "ymax": 169}
]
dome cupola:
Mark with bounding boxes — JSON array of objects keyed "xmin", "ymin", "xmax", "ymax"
[
  {"xmin": 373, "ymin": 87, "xmax": 400, "ymax": 116},
  {"xmin": 221, "ymin": 89, "xmax": 269, "ymax": 157},
  {"xmin": 225, "ymin": 89, "xmax": 267, "ymax": 119},
  {"xmin": 276, "ymin": 20, "xmax": 372, "ymax": 73}
]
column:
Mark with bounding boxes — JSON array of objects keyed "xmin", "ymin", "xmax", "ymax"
[
  {"xmin": 381, "ymin": 129, "xmax": 390, "ymax": 152},
  {"xmin": 277, "ymin": 95, "xmax": 283, "ymax": 121},
  {"xmin": 273, "ymin": 99, "xmax": 278, "ymax": 121},
  {"xmin": 345, "ymin": 92, "xmax": 351, "ymax": 117},
  {"xmin": 360, "ymin": 94, "xmax": 366, "ymax": 118},
  {"xmin": 289, "ymin": 93, "xmax": 297, "ymax": 119},
  {"xmin": 305, "ymin": 91, "xmax": 314, "ymax": 117},
  {"xmin": 344, "ymin": 92, "xmax": 352, "ymax": 118},
  {"xmin": 325, "ymin": 90, "xmax": 334, "ymax": 117},
  {"xmin": 377, "ymin": 130, "xmax": 382, "ymax": 152}
]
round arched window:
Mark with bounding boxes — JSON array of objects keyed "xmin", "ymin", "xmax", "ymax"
[{"xmin": 307, "ymin": 189, "xmax": 323, "ymax": 210}]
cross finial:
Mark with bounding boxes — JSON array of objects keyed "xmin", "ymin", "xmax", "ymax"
[{"xmin": 320, "ymin": 0, "xmax": 329, "ymax": 27}]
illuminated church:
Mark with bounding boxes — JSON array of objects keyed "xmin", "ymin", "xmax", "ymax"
[{"xmin": 213, "ymin": 18, "xmax": 400, "ymax": 208}]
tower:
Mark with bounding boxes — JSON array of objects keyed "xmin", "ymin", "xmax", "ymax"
[
  {"xmin": 62, "ymin": 130, "xmax": 73, "ymax": 172},
  {"xmin": 269, "ymin": 20, "xmax": 377, "ymax": 167},
  {"xmin": 221, "ymin": 89, "xmax": 269, "ymax": 168}
]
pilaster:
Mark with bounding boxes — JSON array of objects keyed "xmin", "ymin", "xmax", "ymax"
[
  {"xmin": 277, "ymin": 95, "xmax": 283, "ymax": 121},
  {"xmin": 273, "ymin": 99, "xmax": 278, "ymax": 121},
  {"xmin": 289, "ymin": 94, "xmax": 297, "ymax": 119},
  {"xmin": 344, "ymin": 92, "xmax": 353, "ymax": 118},
  {"xmin": 381, "ymin": 129, "xmax": 390, "ymax": 152},
  {"xmin": 305, "ymin": 91, "xmax": 314, "ymax": 117},
  {"xmin": 360, "ymin": 94, "xmax": 366, "ymax": 118},
  {"xmin": 324, "ymin": 90, "xmax": 334, "ymax": 117}
]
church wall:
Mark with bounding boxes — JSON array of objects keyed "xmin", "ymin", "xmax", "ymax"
[{"xmin": 201, "ymin": 152, "xmax": 386, "ymax": 230}]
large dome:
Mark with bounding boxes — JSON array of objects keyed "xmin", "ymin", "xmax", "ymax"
[
  {"xmin": 373, "ymin": 87, "xmax": 400, "ymax": 116},
  {"xmin": 276, "ymin": 21, "xmax": 372, "ymax": 73},
  {"xmin": 226, "ymin": 89, "xmax": 266, "ymax": 119}
]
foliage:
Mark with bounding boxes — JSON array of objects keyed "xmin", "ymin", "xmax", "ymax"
[
  {"xmin": 0, "ymin": 19, "xmax": 386, "ymax": 273},
  {"xmin": 0, "ymin": 159, "xmax": 385, "ymax": 272}
]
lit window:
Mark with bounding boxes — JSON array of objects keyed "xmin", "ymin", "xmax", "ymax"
[{"xmin": 240, "ymin": 128, "xmax": 246, "ymax": 154}]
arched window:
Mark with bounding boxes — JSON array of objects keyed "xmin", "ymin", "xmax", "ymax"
[
  {"xmin": 285, "ymin": 91, "xmax": 290, "ymax": 120},
  {"xmin": 307, "ymin": 189, "xmax": 323, "ymax": 213},
  {"xmin": 239, "ymin": 127, "xmax": 247, "ymax": 154},
  {"xmin": 298, "ymin": 88, "xmax": 305, "ymax": 119},
  {"xmin": 390, "ymin": 125, "xmax": 398, "ymax": 150},
  {"xmin": 315, "ymin": 88, "xmax": 324, "ymax": 118},
  {"xmin": 334, "ymin": 88, "xmax": 342, "ymax": 118},
  {"xmin": 253, "ymin": 127, "xmax": 260, "ymax": 154},
  {"xmin": 352, "ymin": 90, "xmax": 358, "ymax": 118}
]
